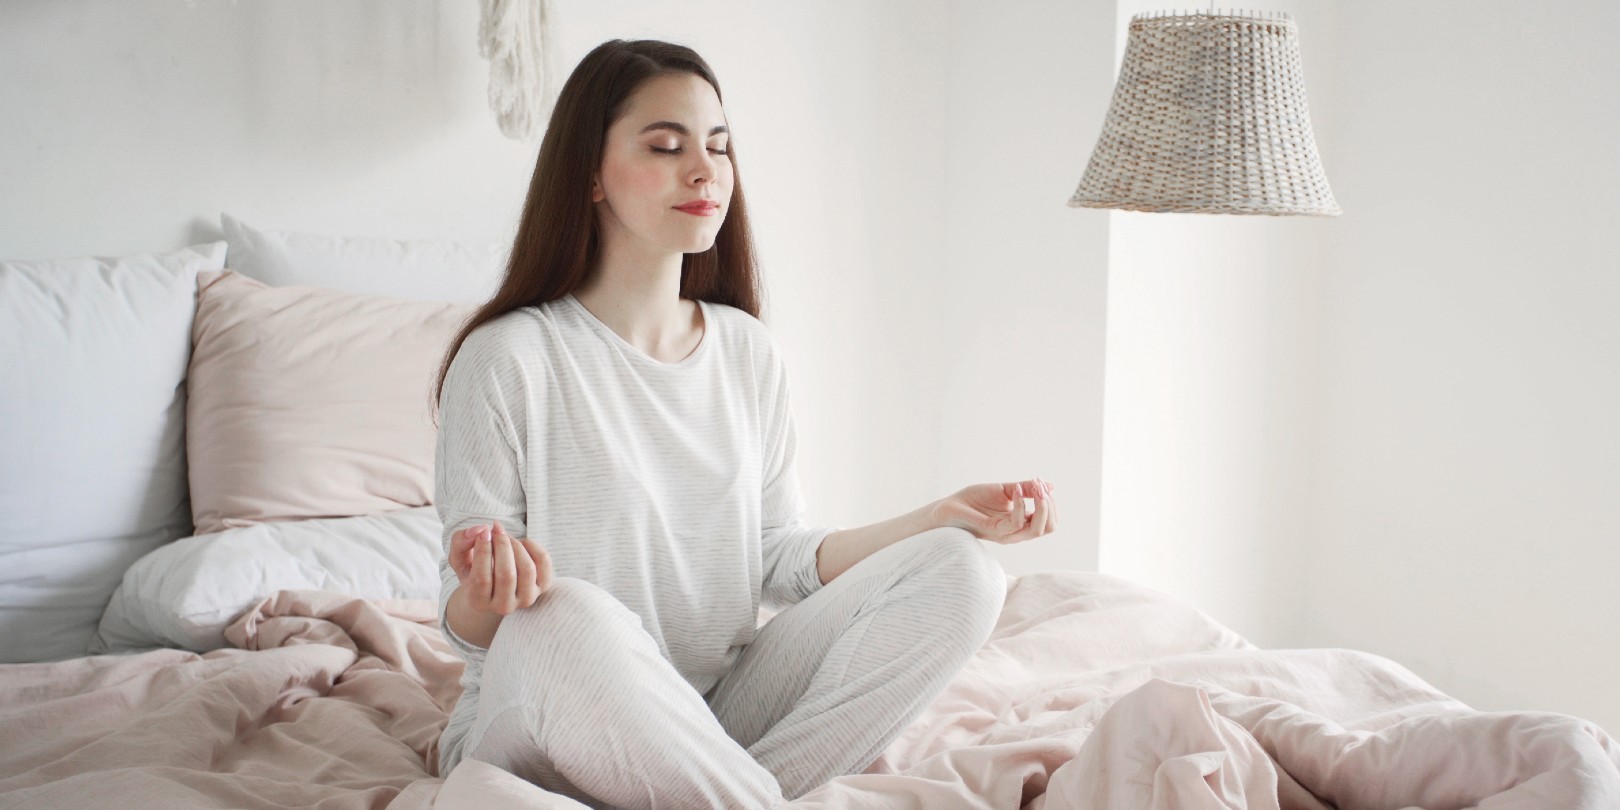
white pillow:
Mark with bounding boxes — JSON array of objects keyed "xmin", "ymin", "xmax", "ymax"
[
  {"xmin": 0, "ymin": 242, "xmax": 227, "ymax": 663},
  {"xmin": 220, "ymin": 212, "xmax": 508, "ymax": 304},
  {"xmin": 91, "ymin": 506, "xmax": 443, "ymax": 653}
]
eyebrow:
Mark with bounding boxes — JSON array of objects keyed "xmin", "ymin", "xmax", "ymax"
[{"xmin": 639, "ymin": 121, "xmax": 729, "ymax": 137}]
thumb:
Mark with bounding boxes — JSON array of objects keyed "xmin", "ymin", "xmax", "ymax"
[{"xmin": 450, "ymin": 524, "xmax": 483, "ymax": 571}]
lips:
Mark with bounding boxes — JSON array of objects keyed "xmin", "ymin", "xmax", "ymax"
[{"xmin": 675, "ymin": 201, "xmax": 719, "ymax": 213}]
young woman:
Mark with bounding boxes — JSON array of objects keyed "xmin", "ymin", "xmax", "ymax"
[{"xmin": 430, "ymin": 38, "xmax": 1057, "ymax": 809}]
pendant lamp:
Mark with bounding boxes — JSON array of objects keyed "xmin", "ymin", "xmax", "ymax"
[{"xmin": 1070, "ymin": 9, "xmax": 1341, "ymax": 216}]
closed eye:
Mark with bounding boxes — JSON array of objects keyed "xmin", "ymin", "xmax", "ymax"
[{"xmin": 651, "ymin": 147, "xmax": 730, "ymax": 156}]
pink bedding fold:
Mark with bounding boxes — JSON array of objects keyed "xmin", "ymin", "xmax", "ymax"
[{"xmin": 0, "ymin": 572, "xmax": 1614, "ymax": 809}]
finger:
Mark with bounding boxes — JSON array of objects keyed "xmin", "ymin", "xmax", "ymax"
[
  {"xmin": 1044, "ymin": 480, "xmax": 1058, "ymax": 532},
  {"xmin": 520, "ymin": 539, "xmax": 554, "ymax": 593},
  {"xmin": 1031, "ymin": 479, "xmax": 1051, "ymax": 538},
  {"xmin": 1008, "ymin": 487, "xmax": 1028, "ymax": 537},
  {"xmin": 1007, "ymin": 493, "xmax": 1036, "ymax": 543},
  {"xmin": 511, "ymin": 535, "xmax": 539, "ymax": 608},
  {"xmin": 450, "ymin": 525, "xmax": 480, "ymax": 576},
  {"xmin": 1006, "ymin": 480, "xmax": 1024, "ymax": 501},
  {"xmin": 1023, "ymin": 478, "xmax": 1043, "ymax": 519},
  {"xmin": 468, "ymin": 525, "xmax": 491, "ymax": 573},
  {"xmin": 469, "ymin": 530, "xmax": 493, "ymax": 609},
  {"xmin": 1005, "ymin": 478, "xmax": 1047, "ymax": 543},
  {"xmin": 492, "ymin": 531, "xmax": 517, "ymax": 614},
  {"xmin": 468, "ymin": 526, "xmax": 486, "ymax": 569}
]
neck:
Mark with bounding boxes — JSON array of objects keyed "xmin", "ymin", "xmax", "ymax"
[{"xmin": 572, "ymin": 241, "xmax": 696, "ymax": 355}]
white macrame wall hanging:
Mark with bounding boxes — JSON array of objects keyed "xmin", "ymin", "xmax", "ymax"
[{"xmin": 478, "ymin": 0, "xmax": 559, "ymax": 141}]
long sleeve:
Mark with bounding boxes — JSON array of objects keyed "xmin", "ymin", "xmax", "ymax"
[
  {"xmin": 434, "ymin": 328, "xmax": 532, "ymax": 669},
  {"xmin": 758, "ymin": 346, "xmax": 839, "ymax": 612},
  {"xmin": 438, "ymin": 298, "xmax": 830, "ymax": 777}
]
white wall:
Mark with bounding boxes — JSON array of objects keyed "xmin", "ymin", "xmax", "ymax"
[
  {"xmin": 0, "ymin": 1, "xmax": 536, "ymax": 254},
  {"xmin": 934, "ymin": 0, "xmax": 1113, "ymax": 576},
  {"xmin": 0, "ymin": 0, "xmax": 1111, "ymax": 577},
  {"xmin": 1301, "ymin": 0, "xmax": 1620, "ymax": 735},
  {"xmin": 1098, "ymin": 0, "xmax": 1620, "ymax": 735}
]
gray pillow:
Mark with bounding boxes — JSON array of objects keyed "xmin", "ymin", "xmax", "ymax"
[{"xmin": 0, "ymin": 242, "xmax": 226, "ymax": 663}]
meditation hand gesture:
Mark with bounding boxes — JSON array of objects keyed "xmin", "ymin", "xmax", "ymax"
[
  {"xmin": 449, "ymin": 522, "xmax": 554, "ymax": 615},
  {"xmin": 934, "ymin": 478, "xmax": 1056, "ymax": 545}
]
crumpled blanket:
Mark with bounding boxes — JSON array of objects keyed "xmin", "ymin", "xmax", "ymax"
[{"xmin": 0, "ymin": 572, "xmax": 1615, "ymax": 809}]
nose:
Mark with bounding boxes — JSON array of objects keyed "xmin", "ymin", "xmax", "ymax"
[{"xmin": 688, "ymin": 149, "xmax": 721, "ymax": 185}]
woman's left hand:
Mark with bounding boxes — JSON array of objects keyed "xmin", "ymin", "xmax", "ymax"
[{"xmin": 933, "ymin": 478, "xmax": 1056, "ymax": 545}]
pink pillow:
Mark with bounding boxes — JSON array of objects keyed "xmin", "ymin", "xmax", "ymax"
[{"xmin": 187, "ymin": 270, "xmax": 474, "ymax": 534}]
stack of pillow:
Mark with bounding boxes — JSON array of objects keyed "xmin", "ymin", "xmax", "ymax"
[{"xmin": 0, "ymin": 213, "xmax": 510, "ymax": 661}]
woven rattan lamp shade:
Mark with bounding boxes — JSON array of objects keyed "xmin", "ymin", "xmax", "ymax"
[{"xmin": 1070, "ymin": 10, "xmax": 1341, "ymax": 216}]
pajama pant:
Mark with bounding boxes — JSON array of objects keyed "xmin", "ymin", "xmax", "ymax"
[{"xmin": 459, "ymin": 525, "xmax": 1008, "ymax": 810}]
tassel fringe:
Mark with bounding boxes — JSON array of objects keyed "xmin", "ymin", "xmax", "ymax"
[{"xmin": 477, "ymin": 0, "xmax": 557, "ymax": 141}]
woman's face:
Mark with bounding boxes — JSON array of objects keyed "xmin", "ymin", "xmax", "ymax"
[{"xmin": 593, "ymin": 72, "xmax": 733, "ymax": 256}]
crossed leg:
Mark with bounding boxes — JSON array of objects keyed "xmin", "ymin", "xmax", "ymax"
[{"xmin": 462, "ymin": 526, "xmax": 1006, "ymax": 809}]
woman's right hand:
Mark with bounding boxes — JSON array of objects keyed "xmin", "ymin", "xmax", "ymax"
[{"xmin": 449, "ymin": 522, "xmax": 554, "ymax": 615}]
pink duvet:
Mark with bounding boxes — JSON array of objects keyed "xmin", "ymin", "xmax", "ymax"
[{"xmin": 1, "ymin": 571, "xmax": 1615, "ymax": 809}]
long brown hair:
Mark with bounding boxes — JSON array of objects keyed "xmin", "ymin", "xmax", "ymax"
[{"xmin": 430, "ymin": 39, "xmax": 765, "ymax": 421}]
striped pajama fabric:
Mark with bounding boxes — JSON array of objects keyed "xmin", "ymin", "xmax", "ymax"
[{"xmin": 459, "ymin": 525, "xmax": 1006, "ymax": 809}]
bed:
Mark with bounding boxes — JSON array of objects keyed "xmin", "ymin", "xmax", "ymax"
[
  {"xmin": 5, "ymin": 571, "xmax": 1618, "ymax": 808},
  {"xmin": 2, "ymin": 217, "xmax": 1617, "ymax": 809}
]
